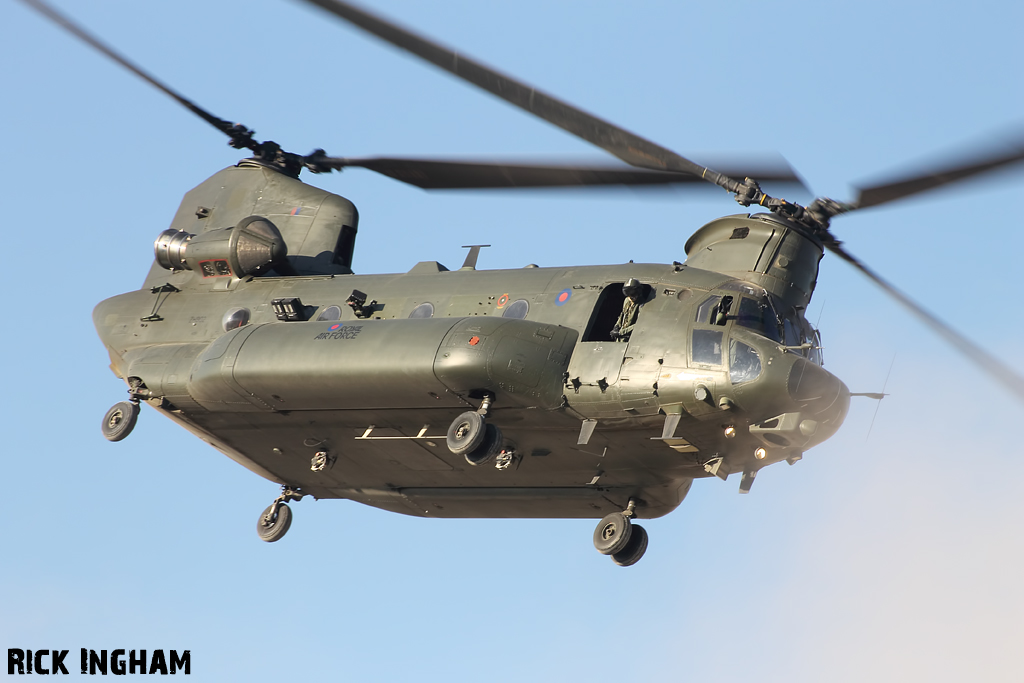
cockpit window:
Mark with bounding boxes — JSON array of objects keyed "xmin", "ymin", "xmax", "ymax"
[
  {"xmin": 783, "ymin": 317, "xmax": 801, "ymax": 347},
  {"xmin": 692, "ymin": 329, "xmax": 723, "ymax": 366},
  {"xmin": 729, "ymin": 339, "xmax": 762, "ymax": 385},
  {"xmin": 736, "ymin": 296, "xmax": 781, "ymax": 342},
  {"xmin": 695, "ymin": 296, "xmax": 721, "ymax": 324},
  {"xmin": 808, "ymin": 329, "xmax": 824, "ymax": 366}
]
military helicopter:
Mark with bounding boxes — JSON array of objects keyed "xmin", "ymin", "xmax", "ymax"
[{"xmin": 23, "ymin": 0, "xmax": 1024, "ymax": 567}]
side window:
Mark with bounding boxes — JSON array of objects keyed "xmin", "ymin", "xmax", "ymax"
[
  {"xmin": 692, "ymin": 329, "xmax": 723, "ymax": 366},
  {"xmin": 316, "ymin": 305, "xmax": 342, "ymax": 321},
  {"xmin": 409, "ymin": 302, "xmax": 434, "ymax": 319},
  {"xmin": 502, "ymin": 299, "xmax": 529, "ymax": 319},
  {"xmin": 222, "ymin": 307, "xmax": 250, "ymax": 331}
]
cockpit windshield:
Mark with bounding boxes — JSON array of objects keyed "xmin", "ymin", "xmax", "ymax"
[{"xmin": 735, "ymin": 296, "xmax": 782, "ymax": 342}]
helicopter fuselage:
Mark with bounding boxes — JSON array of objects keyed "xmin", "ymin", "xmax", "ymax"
[{"xmin": 93, "ymin": 164, "xmax": 850, "ymax": 520}]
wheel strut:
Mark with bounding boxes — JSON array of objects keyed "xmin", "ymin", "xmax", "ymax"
[{"xmin": 257, "ymin": 486, "xmax": 304, "ymax": 543}]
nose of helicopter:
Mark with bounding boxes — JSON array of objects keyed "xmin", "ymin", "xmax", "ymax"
[
  {"xmin": 785, "ymin": 357, "xmax": 851, "ymax": 447},
  {"xmin": 729, "ymin": 341, "xmax": 850, "ymax": 453}
]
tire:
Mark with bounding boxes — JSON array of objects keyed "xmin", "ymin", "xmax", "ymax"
[
  {"xmin": 446, "ymin": 411, "xmax": 486, "ymax": 456},
  {"xmin": 593, "ymin": 512, "xmax": 633, "ymax": 555},
  {"xmin": 101, "ymin": 401, "xmax": 139, "ymax": 442},
  {"xmin": 465, "ymin": 423, "xmax": 503, "ymax": 466},
  {"xmin": 256, "ymin": 503, "xmax": 292, "ymax": 543},
  {"xmin": 612, "ymin": 523, "xmax": 648, "ymax": 567}
]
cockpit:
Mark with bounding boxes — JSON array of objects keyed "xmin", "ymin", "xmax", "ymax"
[{"xmin": 692, "ymin": 281, "xmax": 824, "ymax": 382}]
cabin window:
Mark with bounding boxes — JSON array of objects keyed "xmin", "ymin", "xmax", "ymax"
[
  {"xmin": 222, "ymin": 307, "xmax": 250, "ymax": 331},
  {"xmin": 582, "ymin": 283, "xmax": 625, "ymax": 341},
  {"xmin": 316, "ymin": 305, "xmax": 342, "ymax": 321},
  {"xmin": 729, "ymin": 339, "xmax": 762, "ymax": 385},
  {"xmin": 502, "ymin": 299, "xmax": 529, "ymax": 319},
  {"xmin": 692, "ymin": 329, "xmax": 723, "ymax": 366},
  {"xmin": 409, "ymin": 302, "xmax": 434, "ymax": 319}
]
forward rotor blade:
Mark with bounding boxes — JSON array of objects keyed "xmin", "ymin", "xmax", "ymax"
[
  {"xmin": 299, "ymin": 0, "xmax": 741, "ymax": 189},
  {"xmin": 18, "ymin": 0, "xmax": 257, "ymax": 151},
  {"xmin": 315, "ymin": 157, "xmax": 805, "ymax": 190},
  {"xmin": 853, "ymin": 136, "xmax": 1024, "ymax": 209},
  {"xmin": 824, "ymin": 240, "xmax": 1024, "ymax": 403}
]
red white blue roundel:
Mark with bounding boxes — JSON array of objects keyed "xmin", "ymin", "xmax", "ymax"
[
  {"xmin": 555, "ymin": 289, "xmax": 572, "ymax": 306},
  {"xmin": 329, "ymin": 323, "xmax": 343, "ymax": 331}
]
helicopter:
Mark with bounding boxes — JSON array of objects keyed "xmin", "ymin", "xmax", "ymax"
[{"xmin": 20, "ymin": 0, "xmax": 1024, "ymax": 568}]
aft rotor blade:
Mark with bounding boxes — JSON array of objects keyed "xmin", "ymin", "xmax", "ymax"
[
  {"xmin": 18, "ymin": 0, "xmax": 258, "ymax": 151},
  {"xmin": 315, "ymin": 157, "xmax": 806, "ymax": 190},
  {"xmin": 298, "ymin": 0, "xmax": 742, "ymax": 189},
  {"xmin": 824, "ymin": 240, "xmax": 1024, "ymax": 403},
  {"xmin": 853, "ymin": 136, "xmax": 1024, "ymax": 209}
]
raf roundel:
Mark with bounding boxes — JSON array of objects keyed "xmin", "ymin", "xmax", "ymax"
[
  {"xmin": 329, "ymin": 323, "xmax": 342, "ymax": 331},
  {"xmin": 555, "ymin": 289, "xmax": 572, "ymax": 306}
]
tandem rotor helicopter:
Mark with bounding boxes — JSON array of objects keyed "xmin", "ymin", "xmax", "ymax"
[{"xmin": 23, "ymin": 0, "xmax": 1024, "ymax": 566}]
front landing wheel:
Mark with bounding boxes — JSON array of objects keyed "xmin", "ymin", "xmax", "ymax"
[
  {"xmin": 257, "ymin": 503, "xmax": 292, "ymax": 543},
  {"xmin": 447, "ymin": 411, "xmax": 486, "ymax": 456},
  {"xmin": 101, "ymin": 401, "xmax": 139, "ymax": 442},
  {"xmin": 612, "ymin": 523, "xmax": 648, "ymax": 567}
]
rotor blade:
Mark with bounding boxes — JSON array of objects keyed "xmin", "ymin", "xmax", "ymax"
[
  {"xmin": 853, "ymin": 136, "xmax": 1024, "ymax": 209},
  {"xmin": 314, "ymin": 157, "xmax": 805, "ymax": 190},
  {"xmin": 298, "ymin": 0, "xmax": 743, "ymax": 190},
  {"xmin": 824, "ymin": 240, "xmax": 1024, "ymax": 403},
  {"xmin": 18, "ymin": 0, "xmax": 258, "ymax": 151}
]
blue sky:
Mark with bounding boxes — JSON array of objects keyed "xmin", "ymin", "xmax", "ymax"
[{"xmin": 2, "ymin": 0, "xmax": 1022, "ymax": 681}]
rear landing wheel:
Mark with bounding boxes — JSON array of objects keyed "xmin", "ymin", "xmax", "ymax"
[
  {"xmin": 257, "ymin": 503, "xmax": 292, "ymax": 543},
  {"xmin": 101, "ymin": 401, "xmax": 139, "ymax": 442}
]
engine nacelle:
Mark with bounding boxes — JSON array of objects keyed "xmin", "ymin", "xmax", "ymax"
[{"xmin": 154, "ymin": 215, "xmax": 287, "ymax": 278}]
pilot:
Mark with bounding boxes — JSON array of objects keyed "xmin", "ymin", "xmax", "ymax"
[{"xmin": 611, "ymin": 278, "xmax": 644, "ymax": 342}]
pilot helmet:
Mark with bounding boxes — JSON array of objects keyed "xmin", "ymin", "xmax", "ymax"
[{"xmin": 622, "ymin": 278, "xmax": 643, "ymax": 299}]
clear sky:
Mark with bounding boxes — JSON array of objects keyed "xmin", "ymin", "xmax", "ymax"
[{"xmin": 2, "ymin": 0, "xmax": 1022, "ymax": 681}]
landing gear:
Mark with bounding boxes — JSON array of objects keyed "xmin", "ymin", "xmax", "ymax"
[
  {"xmin": 101, "ymin": 400, "xmax": 139, "ymax": 442},
  {"xmin": 593, "ymin": 498, "xmax": 648, "ymax": 566},
  {"xmin": 257, "ymin": 503, "xmax": 292, "ymax": 542},
  {"xmin": 465, "ymin": 423, "xmax": 503, "ymax": 466},
  {"xmin": 257, "ymin": 486, "xmax": 304, "ymax": 543},
  {"xmin": 611, "ymin": 524, "xmax": 648, "ymax": 567},
  {"xmin": 446, "ymin": 396, "xmax": 504, "ymax": 466},
  {"xmin": 446, "ymin": 411, "xmax": 486, "ymax": 456}
]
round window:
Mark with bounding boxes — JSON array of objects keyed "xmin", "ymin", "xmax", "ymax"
[
  {"xmin": 409, "ymin": 302, "xmax": 434, "ymax": 319},
  {"xmin": 501, "ymin": 299, "xmax": 529, "ymax": 319},
  {"xmin": 222, "ymin": 307, "xmax": 250, "ymax": 331},
  {"xmin": 316, "ymin": 305, "xmax": 342, "ymax": 321}
]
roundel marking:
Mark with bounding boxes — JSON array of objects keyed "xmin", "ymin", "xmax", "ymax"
[
  {"xmin": 555, "ymin": 288, "xmax": 572, "ymax": 306},
  {"xmin": 329, "ymin": 323, "xmax": 342, "ymax": 331}
]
